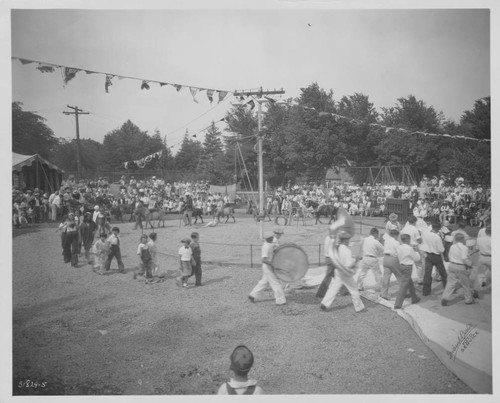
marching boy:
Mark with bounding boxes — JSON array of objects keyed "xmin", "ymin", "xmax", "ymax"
[
  {"xmin": 104, "ymin": 226, "xmax": 125, "ymax": 273},
  {"xmin": 137, "ymin": 234, "xmax": 153, "ymax": 280},
  {"xmin": 92, "ymin": 232, "xmax": 109, "ymax": 275}
]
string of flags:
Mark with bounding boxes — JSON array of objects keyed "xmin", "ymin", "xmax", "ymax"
[
  {"xmin": 304, "ymin": 108, "xmax": 490, "ymax": 143},
  {"xmin": 12, "ymin": 57, "xmax": 232, "ymax": 104},
  {"xmin": 123, "ymin": 150, "xmax": 163, "ymax": 170}
]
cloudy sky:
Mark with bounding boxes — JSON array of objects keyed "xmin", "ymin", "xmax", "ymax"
[{"xmin": 6, "ymin": 2, "xmax": 494, "ymax": 154}]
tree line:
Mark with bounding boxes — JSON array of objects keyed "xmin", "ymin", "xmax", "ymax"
[{"xmin": 12, "ymin": 83, "xmax": 490, "ymax": 187}]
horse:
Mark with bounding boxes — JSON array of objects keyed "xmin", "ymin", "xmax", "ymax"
[
  {"xmin": 251, "ymin": 206, "xmax": 271, "ymax": 222},
  {"xmin": 214, "ymin": 205, "xmax": 236, "ymax": 223},
  {"xmin": 192, "ymin": 207, "xmax": 204, "ymax": 224},
  {"xmin": 306, "ymin": 200, "xmax": 337, "ymax": 224},
  {"xmin": 144, "ymin": 208, "xmax": 167, "ymax": 229}
]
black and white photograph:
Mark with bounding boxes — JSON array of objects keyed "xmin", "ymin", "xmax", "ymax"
[{"xmin": 2, "ymin": 0, "xmax": 498, "ymax": 401}]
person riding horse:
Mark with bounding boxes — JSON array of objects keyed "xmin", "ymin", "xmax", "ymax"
[{"xmin": 306, "ymin": 200, "xmax": 338, "ymax": 224}]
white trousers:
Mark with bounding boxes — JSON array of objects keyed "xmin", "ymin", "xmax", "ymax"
[
  {"xmin": 357, "ymin": 256, "xmax": 382, "ymax": 289},
  {"xmin": 321, "ymin": 270, "xmax": 365, "ymax": 312},
  {"xmin": 250, "ymin": 266, "xmax": 286, "ymax": 304}
]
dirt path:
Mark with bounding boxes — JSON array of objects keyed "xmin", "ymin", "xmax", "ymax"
[{"xmin": 11, "ymin": 215, "xmax": 474, "ymax": 395}]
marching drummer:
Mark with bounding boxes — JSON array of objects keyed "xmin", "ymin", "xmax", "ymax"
[
  {"xmin": 248, "ymin": 231, "xmax": 286, "ymax": 305},
  {"xmin": 320, "ymin": 218, "xmax": 365, "ymax": 313}
]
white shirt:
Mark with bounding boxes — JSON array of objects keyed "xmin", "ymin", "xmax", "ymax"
[
  {"xmin": 383, "ymin": 236, "xmax": 400, "ymax": 257},
  {"xmin": 396, "ymin": 243, "xmax": 420, "ymax": 266},
  {"xmin": 401, "ymin": 223, "xmax": 421, "ymax": 246},
  {"xmin": 329, "ymin": 243, "xmax": 356, "ymax": 268},
  {"xmin": 448, "ymin": 243, "xmax": 470, "ymax": 265},
  {"xmin": 476, "ymin": 235, "xmax": 491, "ymax": 256},
  {"xmin": 361, "ymin": 235, "xmax": 384, "ymax": 257},
  {"xmin": 178, "ymin": 245, "xmax": 192, "ymax": 261},
  {"xmin": 420, "ymin": 230, "xmax": 444, "ymax": 254},
  {"xmin": 261, "ymin": 241, "xmax": 274, "ymax": 269}
]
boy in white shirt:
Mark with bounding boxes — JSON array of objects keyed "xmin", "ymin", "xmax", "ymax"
[
  {"xmin": 441, "ymin": 233, "xmax": 476, "ymax": 305},
  {"xmin": 394, "ymin": 234, "xmax": 421, "ymax": 309}
]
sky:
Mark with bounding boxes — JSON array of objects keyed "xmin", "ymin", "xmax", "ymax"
[{"xmin": 6, "ymin": 2, "xmax": 493, "ymax": 155}]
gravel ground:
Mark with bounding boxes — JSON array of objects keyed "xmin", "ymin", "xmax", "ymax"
[{"xmin": 11, "ymin": 213, "xmax": 475, "ymax": 396}]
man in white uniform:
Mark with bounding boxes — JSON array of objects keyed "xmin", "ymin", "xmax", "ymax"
[
  {"xmin": 320, "ymin": 218, "xmax": 365, "ymax": 313},
  {"xmin": 401, "ymin": 215, "xmax": 424, "ymax": 285},
  {"xmin": 357, "ymin": 228, "xmax": 384, "ymax": 291},
  {"xmin": 248, "ymin": 231, "xmax": 286, "ymax": 305}
]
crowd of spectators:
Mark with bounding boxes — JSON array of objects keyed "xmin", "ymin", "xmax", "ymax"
[
  {"xmin": 263, "ymin": 175, "xmax": 491, "ymax": 227},
  {"xmin": 12, "ymin": 173, "xmax": 491, "ymax": 229},
  {"xmin": 12, "ymin": 175, "xmax": 235, "ymax": 228}
]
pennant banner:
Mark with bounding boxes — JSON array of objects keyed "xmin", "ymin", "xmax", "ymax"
[
  {"xmin": 190, "ymin": 87, "xmax": 199, "ymax": 103},
  {"xmin": 12, "ymin": 56, "xmax": 234, "ymax": 103},
  {"xmin": 105, "ymin": 74, "xmax": 114, "ymax": 93},
  {"xmin": 63, "ymin": 67, "xmax": 80, "ymax": 86},
  {"xmin": 310, "ymin": 108, "xmax": 490, "ymax": 143},
  {"xmin": 123, "ymin": 150, "xmax": 163, "ymax": 170}
]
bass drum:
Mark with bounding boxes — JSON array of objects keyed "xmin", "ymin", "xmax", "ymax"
[{"xmin": 272, "ymin": 243, "xmax": 309, "ymax": 282}]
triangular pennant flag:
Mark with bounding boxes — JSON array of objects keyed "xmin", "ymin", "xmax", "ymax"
[
  {"xmin": 218, "ymin": 91, "xmax": 228, "ymax": 103},
  {"xmin": 36, "ymin": 64, "xmax": 55, "ymax": 73},
  {"xmin": 105, "ymin": 74, "xmax": 114, "ymax": 93},
  {"xmin": 84, "ymin": 70, "xmax": 96, "ymax": 74},
  {"xmin": 190, "ymin": 87, "xmax": 199, "ymax": 103},
  {"xmin": 247, "ymin": 99, "xmax": 255, "ymax": 110},
  {"xmin": 159, "ymin": 82, "xmax": 168, "ymax": 86},
  {"xmin": 63, "ymin": 67, "xmax": 80, "ymax": 85},
  {"xmin": 141, "ymin": 81, "xmax": 150, "ymax": 90},
  {"xmin": 174, "ymin": 84, "xmax": 182, "ymax": 92},
  {"xmin": 19, "ymin": 58, "xmax": 34, "ymax": 65},
  {"xmin": 207, "ymin": 89, "xmax": 214, "ymax": 103}
]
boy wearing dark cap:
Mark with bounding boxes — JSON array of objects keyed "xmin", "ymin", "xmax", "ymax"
[{"xmin": 217, "ymin": 345, "xmax": 264, "ymax": 395}]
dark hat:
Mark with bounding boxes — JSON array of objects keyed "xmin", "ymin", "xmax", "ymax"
[
  {"xmin": 263, "ymin": 231, "xmax": 274, "ymax": 240},
  {"xmin": 230, "ymin": 345, "xmax": 254, "ymax": 373},
  {"xmin": 181, "ymin": 238, "xmax": 191, "ymax": 244},
  {"xmin": 273, "ymin": 228, "xmax": 284, "ymax": 234},
  {"xmin": 338, "ymin": 230, "xmax": 352, "ymax": 240}
]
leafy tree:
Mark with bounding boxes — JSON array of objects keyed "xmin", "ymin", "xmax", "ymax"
[
  {"xmin": 224, "ymin": 106, "xmax": 259, "ymax": 189},
  {"xmin": 459, "ymin": 96, "xmax": 490, "ymax": 140},
  {"xmin": 174, "ymin": 131, "xmax": 202, "ymax": 179},
  {"xmin": 51, "ymin": 138, "xmax": 105, "ymax": 173},
  {"xmin": 299, "ymin": 82, "xmax": 335, "ymax": 112},
  {"xmin": 376, "ymin": 95, "xmax": 445, "ymax": 176},
  {"xmin": 12, "ymin": 101, "xmax": 58, "ymax": 158},
  {"xmin": 102, "ymin": 120, "xmax": 164, "ymax": 170},
  {"xmin": 197, "ymin": 122, "xmax": 232, "ymax": 184}
]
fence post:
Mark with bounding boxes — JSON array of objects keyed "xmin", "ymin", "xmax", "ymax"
[{"xmin": 250, "ymin": 244, "xmax": 253, "ymax": 268}]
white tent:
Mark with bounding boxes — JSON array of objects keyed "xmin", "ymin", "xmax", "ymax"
[{"xmin": 12, "ymin": 152, "xmax": 64, "ymax": 193}]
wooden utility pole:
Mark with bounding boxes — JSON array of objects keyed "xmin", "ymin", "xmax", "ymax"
[
  {"xmin": 63, "ymin": 105, "xmax": 89, "ymax": 180},
  {"xmin": 233, "ymin": 87, "xmax": 285, "ymax": 239}
]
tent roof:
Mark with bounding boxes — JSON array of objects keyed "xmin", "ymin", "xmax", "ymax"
[{"xmin": 12, "ymin": 152, "xmax": 64, "ymax": 173}]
